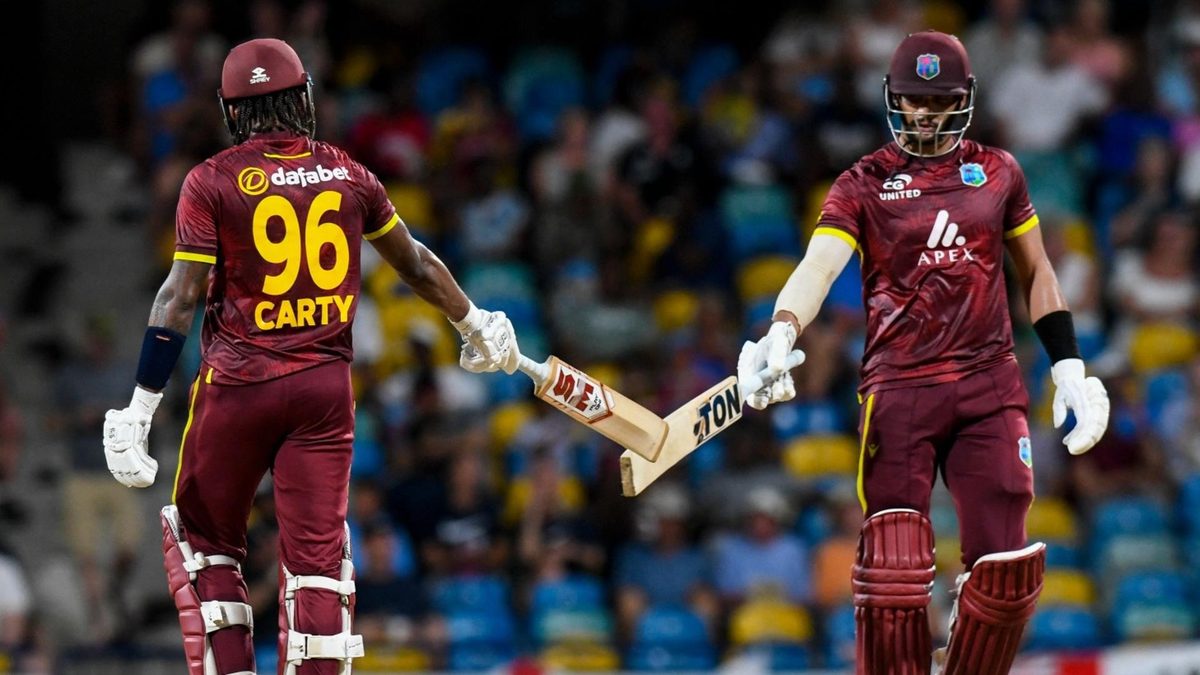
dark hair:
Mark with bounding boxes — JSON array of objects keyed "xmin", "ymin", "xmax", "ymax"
[{"xmin": 227, "ymin": 85, "xmax": 315, "ymax": 144}]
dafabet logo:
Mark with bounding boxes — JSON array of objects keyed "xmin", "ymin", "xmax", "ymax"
[{"xmin": 237, "ymin": 167, "xmax": 269, "ymax": 196}]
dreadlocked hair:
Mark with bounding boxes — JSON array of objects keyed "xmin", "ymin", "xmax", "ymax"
[{"xmin": 229, "ymin": 86, "xmax": 315, "ymax": 144}]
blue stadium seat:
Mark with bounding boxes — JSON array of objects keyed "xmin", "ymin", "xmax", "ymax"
[
  {"xmin": 446, "ymin": 609, "xmax": 517, "ymax": 645},
  {"xmin": 1143, "ymin": 369, "xmax": 1187, "ymax": 437},
  {"xmin": 1043, "ymin": 541, "xmax": 1083, "ymax": 569},
  {"xmin": 1097, "ymin": 534, "xmax": 1180, "ymax": 582},
  {"xmin": 432, "ymin": 575, "xmax": 510, "ymax": 614},
  {"xmin": 504, "ymin": 48, "xmax": 586, "ymax": 142},
  {"xmin": 1024, "ymin": 606, "xmax": 1103, "ymax": 651},
  {"xmin": 415, "ymin": 46, "xmax": 491, "ymax": 118},
  {"xmin": 1111, "ymin": 571, "xmax": 1191, "ymax": 615},
  {"xmin": 795, "ymin": 505, "xmax": 833, "ymax": 548},
  {"xmin": 740, "ymin": 643, "xmax": 811, "ymax": 670},
  {"xmin": 448, "ymin": 643, "xmax": 517, "ymax": 672},
  {"xmin": 635, "ymin": 605, "xmax": 710, "ymax": 647},
  {"xmin": 531, "ymin": 574, "xmax": 606, "ymax": 615},
  {"xmin": 626, "ymin": 644, "xmax": 717, "ymax": 671},
  {"xmin": 682, "ymin": 44, "xmax": 739, "ymax": 107},
  {"xmin": 1111, "ymin": 603, "xmax": 1197, "ymax": 643},
  {"xmin": 770, "ymin": 399, "xmax": 845, "ymax": 440},
  {"xmin": 532, "ymin": 607, "xmax": 614, "ymax": 645},
  {"xmin": 720, "ymin": 185, "xmax": 800, "ymax": 262},
  {"xmin": 1179, "ymin": 474, "xmax": 1200, "ymax": 535},
  {"xmin": 1089, "ymin": 497, "xmax": 1171, "ymax": 564},
  {"xmin": 823, "ymin": 604, "xmax": 856, "ymax": 669}
]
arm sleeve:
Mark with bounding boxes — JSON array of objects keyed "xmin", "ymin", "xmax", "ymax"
[
  {"xmin": 773, "ymin": 232, "xmax": 857, "ymax": 331},
  {"xmin": 357, "ymin": 162, "xmax": 401, "ymax": 241},
  {"xmin": 1000, "ymin": 150, "xmax": 1039, "ymax": 240},
  {"xmin": 174, "ymin": 167, "xmax": 219, "ymax": 264}
]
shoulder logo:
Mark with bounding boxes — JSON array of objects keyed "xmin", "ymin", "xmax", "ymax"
[
  {"xmin": 249, "ymin": 67, "xmax": 270, "ymax": 85},
  {"xmin": 879, "ymin": 173, "xmax": 921, "ymax": 201},
  {"xmin": 916, "ymin": 53, "xmax": 940, "ymax": 80},
  {"xmin": 918, "ymin": 209, "xmax": 974, "ymax": 266},
  {"xmin": 960, "ymin": 162, "xmax": 987, "ymax": 187},
  {"xmin": 1018, "ymin": 436, "xmax": 1032, "ymax": 468},
  {"xmin": 237, "ymin": 167, "xmax": 268, "ymax": 195}
]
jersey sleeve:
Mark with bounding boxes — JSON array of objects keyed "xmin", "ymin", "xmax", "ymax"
[
  {"xmin": 999, "ymin": 150, "xmax": 1039, "ymax": 240},
  {"xmin": 813, "ymin": 169, "xmax": 863, "ymax": 250},
  {"xmin": 174, "ymin": 166, "xmax": 219, "ymax": 264},
  {"xmin": 355, "ymin": 162, "xmax": 401, "ymax": 241}
]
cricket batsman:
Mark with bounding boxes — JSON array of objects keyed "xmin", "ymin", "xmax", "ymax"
[
  {"xmin": 101, "ymin": 39, "xmax": 521, "ymax": 674},
  {"xmin": 738, "ymin": 31, "xmax": 1110, "ymax": 674}
]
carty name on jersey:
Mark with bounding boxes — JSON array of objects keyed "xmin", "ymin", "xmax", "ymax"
[
  {"xmin": 255, "ymin": 294, "xmax": 354, "ymax": 331},
  {"xmin": 270, "ymin": 164, "xmax": 350, "ymax": 188}
]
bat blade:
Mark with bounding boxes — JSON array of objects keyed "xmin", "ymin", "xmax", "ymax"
[
  {"xmin": 534, "ymin": 356, "xmax": 667, "ymax": 461},
  {"xmin": 620, "ymin": 376, "xmax": 743, "ymax": 496}
]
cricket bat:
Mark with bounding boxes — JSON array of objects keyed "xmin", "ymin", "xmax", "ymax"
[
  {"xmin": 619, "ymin": 350, "xmax": 806, "ymax": 497},
  {"xmin": 514, "ymin": 354, "xmax": 668, "ymax": 462}
]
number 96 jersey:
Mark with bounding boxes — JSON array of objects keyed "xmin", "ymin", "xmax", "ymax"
[
  {"xmin": 816, "ymin": 140, "xmax": 1039, "ymax": 396},
  {"xmin": 174, "ymin": 132, "xmax": 398, "ymax": 383}
]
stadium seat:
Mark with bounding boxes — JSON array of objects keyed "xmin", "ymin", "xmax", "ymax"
[
  {"xmin": 634, "ymin": 605, "xmax": 710, "ymax": 647},
  {"xmin": 541, "ymin": 642, "xmax": 621, "ymax": 670},
  {"xmin": 795, "ymin": 504, "xmax": 833, "ymax": 547},
  {"xmin": 432, "ymin": 575, "xmax": 510, "ymax": 614},
  {"xmin": 1043, "ymin": 541, "xmax": 1083, "ymax": 569},
  {"xmin": 1111, "ymin": 571, "xmax": 1191, "ymax": 614},
  {"xmin": 488, "ymin": 401, "xmax": 536, "ymax": 453},
  {"xmin": 728, "ymin": 597, "xmax": 813, "ymax": 646},
  {"xmin": 415, "ymin": 46, "xmax": 491, "ymax": 118},
  {"xmin": 737, "ymin": 643, "xmax": 811, "ymax": 670},
  {"xmin": 1112, "ymin": 603, "xmax": 1197, "ymax": 643},
  {"xmin": 446, "ymin": 609, "xmax": 517, "ymax": 645},
  {"xmin": 736, "ymin": 256, "xmax": 800, "ymax": 303},
  {"xmin": 356, "ymin": 646, "xmax": 432, "ymax": 672},
  {"xmin": 531, "ymin": 574, "xmax": 606, "ymax": 615},
  {"xmin": 1089, "ymin": 496, "xmax": 1171, "ymax": 562},
  {"xmin": 1026, "ymin": 497, "xmax": 1080, "ymax": 543},
  {"xmin": 823, "ymin": 604, "xmax": 856, "ymax": 669},
  {"xmin": 770, "ymin": 399, "xmax": 845, "ymax": 440},
  {"xmin": 502, "ymin": 475, "xmax": 586, "ymax": 526},
  {"xmin": 1097, "ymin": 534, "xmax": 1180, "ymax": 582},
  {"xmin": 626, "ymin": 644, "xmax": 717, "ymax": 671},
  {"xmin": 1024, "ymin": 606, "xmax": 1103, "ymax": 652},
  {"xmin": 532, "ymin": 608, "xmax": 615, "ymax": 645},
  {"xmin": 384, "ymin": 182, "xmax": 437, "ymax": 237},
  {"xmin": 448, "ymin": 643, "xmax": 517, "ymax": 672},
  {"xmin": 1128, "ymin": 322, "xmax": 1198, "ymax": 374},
  {"xmin": 934, "ymin": 537, "xmax": 964, "ymax": 576},
  {"xmin": 721, "ymin": 185, "xmax": 800, "ymax": 262},
  {"xmin": 653, "ymin": 289, "xmax": 700, "ymax": 333},
  {"xmin": 1040, "ymin": 569, "xmax": 1097, "ymax": 608},
  {"xmin": 782, "ymin": 434, "xmax": 858, "ymax": 479},
  {"xmin": 1142, "ymin": 368, "xmax": 1187, "ymax": 437},
  {"xmin": 503, "ymin": 48, "xmax": 586, "ymax": 141},
  {"xmin": 1178, "ymin": 473, "xmax": 1200, "ymax": 535},
  {"xmin": 683, "ymin": 44, "xmax": 739, "ymax": 107}
]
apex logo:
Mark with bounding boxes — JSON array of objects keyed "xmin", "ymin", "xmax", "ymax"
[
  {"xmin": 918, "ymin": 209, "xmax": 975, "ymax": 266},
  {"xmin": 249, "ymin": 67, "xmax": 270, "ymax": 85},
  {"xmin": 693, "ymin": 383, "xmax": 742, "ymax": 445},
  {"xmin": 879, "ymin": 173, "xmax": 921, "ymax": 201}
]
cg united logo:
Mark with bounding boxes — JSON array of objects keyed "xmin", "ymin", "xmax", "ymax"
[
  {"xmin": 916, "ymin": 53, "xmax": 940, "ymax": 80},
  {"xmin": 237, "ymin": 167, "xmax": 269, "ymax": 196}
]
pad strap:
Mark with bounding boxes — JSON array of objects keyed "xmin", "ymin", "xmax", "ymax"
[
  {"xmin": 201, "ymin": 601, "xmax": 255, "ymax": 634},
  {"xmin": 183, "ymin": 553, "xmax": 241, "ymax": 574},
  {"xmin": 286, "ymin": 630, "xmax": 365, "ymax": 661},
  {"xmin": 285, "ymin": 574, "xmax": 356, "ymax": 598}
]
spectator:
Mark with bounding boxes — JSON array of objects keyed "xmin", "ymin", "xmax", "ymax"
[
  {"xmin": 964, "ymin": 0, "xmax": 1043, "ymax": 90},
  {"xmin": 613, "ymin": 483, "xmax": 717, "ymax": 640},
  {"xmin": 991, "ymin": 24, "xmax": 1109, "ymax": 152},
  {"xmin": 51, "ymin": 317, "xmax": 143, "ymax": 643},
  {"xmin": 810, "ymin": 492, "xmax": 861, "ymax": 610},
  {"xmin": 712, "ymin": 485, "xmax": 810, "ymax": 606},
  {"xmin": 1067, "ymin": 0, "xmax": 1132, "ymax": 90},
  {"xmin": 422, "ymin": 448, "xmax": 507, "ymax": 578},
  {"xmin": 355, "ymin": 518, "xmax": 434, "ymax": 649}
]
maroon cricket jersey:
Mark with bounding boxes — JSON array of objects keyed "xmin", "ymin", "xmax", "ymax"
[
  {"xmin": 816, "ymin": 140, "xmax": 1038, "ymax": 394},
  {"xmin": 175, "ymin": 132, "xmax": 398, "ymax": 383}
]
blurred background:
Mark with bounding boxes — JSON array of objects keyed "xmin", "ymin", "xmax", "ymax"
[{"xmin": 0, "ymin": 0, "xmax": 1198, "ymax": 672}]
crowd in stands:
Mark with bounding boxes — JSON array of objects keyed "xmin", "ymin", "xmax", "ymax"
[{"xmin": 5, "ymin": 0, "xmax": 1200, "ymax": 671}]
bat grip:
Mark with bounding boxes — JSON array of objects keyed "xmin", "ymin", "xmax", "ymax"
[
  {"xmin": 516, "ymin": 354, "xmax": 550, "ymax": 386},
  {"xmin": 743, "ymin": 349, "xmax": 807, "ymax": 396}
]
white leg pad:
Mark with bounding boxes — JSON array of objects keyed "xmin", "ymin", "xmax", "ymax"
[{"xmin": 282, "ymin": 524, "xmax": 362, "ymax": 675}]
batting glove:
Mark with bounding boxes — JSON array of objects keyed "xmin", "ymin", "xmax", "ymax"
[
  {"xmin": 453, "ymin": 303, "xmax": 519, "ymax": 375},
  {"xmin": 739, "ymin": 320, "xmax": 800, "ymax": 410},
  {"xmin": 103, "ymin": 387, "xmax": 163, "ymax": 488},
  {"xmin": 1051, "ymin": 358, "xmax": 1110, "ymax": 455}
]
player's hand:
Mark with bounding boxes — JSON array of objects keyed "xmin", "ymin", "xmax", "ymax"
[
  {"xmin": 1051, "ymin": 358, "xmax": 1109, "ymax": 455},
  {"xmin": 739, "ymin": 320, "xmax": 801, "ymax": 410},
  {"xmin": 454, "ymin": 304, "xmax": 519, "ymax": 375},
  {"xmin": 103, "ymin": 387, "xmax": 163, "ymax": 488}
]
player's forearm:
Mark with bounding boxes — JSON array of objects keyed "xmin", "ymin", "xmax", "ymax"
[
  {"xmin": 1023, "ymin": 259, "xmax": 1068, "ymax": 323},
  {"xmin": 773, "ymin": 233, "xmax": 855, "ymax": 333},
  {"xmin": 138, "ymin": 260, "xmax": 209, "ymax": 393},
  {"xmin": 393, "ymin": 242, "xmax": 471, "ymax": 322},
  {"xmin": 148, "ymin": 273, "xmax": 203, "ymax": 335}
]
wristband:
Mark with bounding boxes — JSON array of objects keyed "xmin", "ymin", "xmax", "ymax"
[
  {"xmin": 1033, "ymin": 310, "xmax": 1081, "ymax": 364},
  {"xmin": 450, "ymin": 302, "xmax": 484, "ymax": 335},
  {"xmin": 136, "ymin": 327, "xmax": 186, "ymax": 390}
]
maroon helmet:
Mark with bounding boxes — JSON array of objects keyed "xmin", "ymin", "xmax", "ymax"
[
  {"xmin": 217, "ymin": 38, "xmax": 314, "ymax": 141},
  {"xmin": 883, "ymin": 31, "xmax": 976, "ymax": 156}
]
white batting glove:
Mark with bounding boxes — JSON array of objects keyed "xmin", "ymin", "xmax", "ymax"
[
  {"xmin": 453, "ymin": 303, "xmax": 519, "ymax": 375},
  {"xmin": 738, "ymin": 320, "xmax": 800, "ymax": 410},
  {"xmin": 1051, "ymin": 358, "xmax": 1110, "ymax": 455},
  {"xmin": 103, "ymin": 387, "xmax": 163, "ymax": 488}
]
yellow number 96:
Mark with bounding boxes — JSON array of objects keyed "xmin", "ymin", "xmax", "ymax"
[{"xmin": 252, "ymin": 190, "xmax": 349, "ymax": 295}]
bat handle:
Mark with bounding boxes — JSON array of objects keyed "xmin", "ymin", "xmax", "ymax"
[
  {"xmin": 743, "ymin": 349, "xmax": 807, "ymax": 397},
  {"xmin": 516, "ymin": 354, "xmax": 550, "ymax": 386}
]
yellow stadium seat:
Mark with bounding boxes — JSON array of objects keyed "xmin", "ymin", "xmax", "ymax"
[
  {"xmin": 729, "ymin": 597, "xmax": 813, "ymax": 646},
  {"xmin": 1129, "ymin": 323, "xmax": 1198, "ymax": 374},
  {"xmin": 783, "ymin": 434, "xmax": 858, "ymax": 478},
  {"xmin": 630, "ymin": 217, "xmax": 677, "ymax": 284},
  {"xmin": 1062, "ymin": 218, "xmax": 1097, "ymax": 258},
  {"xmin": 737, "ymin": 256, "xmax": 800, "ymax": 303},
  {"xmin": 502, "ymin": 475, "xmax": 586, "ymax": 527},
  {"xmin": 356, "ymin": 646, "xmax": 431, "ymax": 672},
  {"xmin": 1040, "ymin": 569, "xmax": 1096, "ymax": 608},
  {"xmin": 935, "ymin": 537, "xmax": 964, "ymax": 578},
  {"xmin": 490, "ymin": 401, "xmax": 536, "ymax": 453},
  {"xmin": 541, "ymin": 642, "xmax": 622, "ymax": 671},
  {"xmin": 1025, "ymin": 497, "xmax": 1079, "ymax": 542},
  {"xmin": 802, "ymin": 182, "xmax": 834, "ymax": 240},
  {"xmin": 385, "ymin": 182, "xmax": 437, "ymax": 236},
  {"xmin": 654, "ymin": 289, "xmax": 701, "ymax": 332}
]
